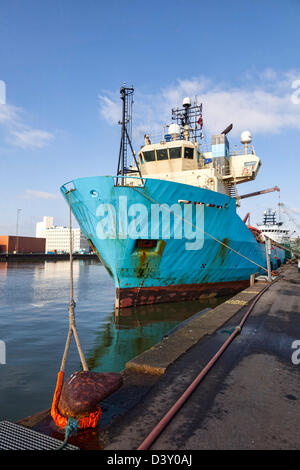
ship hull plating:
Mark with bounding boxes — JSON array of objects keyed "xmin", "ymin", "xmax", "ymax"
[
  {"xmin": 61, "ymin": 176, "xmax": 283, "ymax": 308},
  {"xmin": 116, "ymin": 280, "xmax": 250, "ymax": 308}
]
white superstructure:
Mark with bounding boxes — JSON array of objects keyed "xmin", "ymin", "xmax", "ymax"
[
  {"xmin": 127, "ymin": 97, "xmax": 261, "ymax": 201},
  {"xmin": 257, "ymin": 209, "xmax": 290, "ymax": 244},
  {"xmin": 36, "ymin": 216, "xmax": 90, "ymax": 253}
]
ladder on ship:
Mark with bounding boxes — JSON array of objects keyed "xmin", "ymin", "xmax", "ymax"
[{"xmin": 224, "ymin": 180, "xmax": 238, "ymax": 198}]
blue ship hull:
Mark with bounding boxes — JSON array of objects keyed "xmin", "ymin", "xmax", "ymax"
[{"xmin": 61, "ymin": 176, "xmax": 284, "ymax": 308}]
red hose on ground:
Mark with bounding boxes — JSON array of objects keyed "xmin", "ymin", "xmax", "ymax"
[{"xmin": 137, "ymin": 279, "xmax": 279, "ymax": 450}]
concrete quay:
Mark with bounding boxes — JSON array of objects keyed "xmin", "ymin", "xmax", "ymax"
[{"xmin": 16, "ymin": 263, "xmax": 300, "ymax": 450}]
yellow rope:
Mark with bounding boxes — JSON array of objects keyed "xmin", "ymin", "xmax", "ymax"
[{"xmin": 132, "ymin": 186, "xmax": 268, "ymax": 273}]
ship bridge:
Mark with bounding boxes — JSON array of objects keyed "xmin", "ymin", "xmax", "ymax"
[
  {"xmin": 139, "ymin": 138, "xmax": 201, "ymax": 174},
  {"xmin": 135, "ymin": 124, "xmax": 261, "ymax": 198}
]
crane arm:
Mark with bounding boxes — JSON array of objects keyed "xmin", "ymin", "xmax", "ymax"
[
  {"xmin": 243, "ymin": 212, "xmax": 250, "ymax": 224},
  {"xmin": 238, "ymin": 186, "xmax": 280, "ymax": 200}
]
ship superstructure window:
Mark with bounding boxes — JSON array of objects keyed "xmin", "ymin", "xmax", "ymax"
[
  {"xmin": 143, "ymin": 150, "xmax": 156, "ymax": 162},
  {"xmin": 244, "ymin": 161, "xmax": 256, "ymax": 170},
  {"xmin": 184, "ymin": 147, "xmax": 194, "ymax": 159},
  {"xmin": 169, "ymin": 147, "xmax": 182, "ymax": 159},
  {"xmin": 157, "ymin": 148, "xmax": 168, "ymax": 160}
]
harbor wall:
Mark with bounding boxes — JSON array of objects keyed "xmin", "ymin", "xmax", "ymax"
[{"xmin": 0, "ymin": 252, "xmax": 99, "ymax": 261}]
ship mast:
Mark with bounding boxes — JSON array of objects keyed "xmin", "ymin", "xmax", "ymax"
[
  {"xmin": 116, "ymin": 85, "xmax": 141, "ymax": 185},
  {"xmin": 171, "ymin": 97, "xmax": 203, "ymax": 142},
  {"xmin": 263, "ymin": 209, "xmax": 277, "ymax": 226}
]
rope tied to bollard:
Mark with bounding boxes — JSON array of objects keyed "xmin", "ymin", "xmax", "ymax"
[
  {"xmin": 55, "ymin": 417, "xmax": 78, "ymax": 451},
  {"xmin": 60, "ymin": 189, "xmax": 89, "ymax": 374},
  {"xmin": 51, "ymin": 189, "xmax": 101, "ymax": 449}
]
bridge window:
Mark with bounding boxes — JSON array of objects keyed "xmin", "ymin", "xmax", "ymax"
[
  {"xmin": 184, "ymin": 147, "xmax": 194, "ymax": 159},
  {"xmin": 157, "ymin": 148, "xmax": 168, "ymax": 160},
  {"xmin": 244, "ymin": 161, "xmax": 256, "ymax": 170},
  {"xmin": 169, "ymin": 147, "xmax": 181, "ymax": 159},
  {"xmin": 143, "ymin": 150, "xmax": 156, "ymax": 162}
]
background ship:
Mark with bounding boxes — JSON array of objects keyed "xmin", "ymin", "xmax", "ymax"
[
  {"xmin": 254, "ymin": 207, "xmax": 300, "ymax": 260},
  {"xmin": 257, "ymin": 209, "xmax": 290, "ymax": 244},
  {"xmin": 61, "ymin": 86, "xmax": 285, "ymax": 308}
]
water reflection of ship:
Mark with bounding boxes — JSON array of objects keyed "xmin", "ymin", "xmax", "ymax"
[
  {"xmin": 86, "ymin": 295, "xmax": 229, "ymax": 373},
  {"xmin": 113, "ymin": 296, "xmax": 228, "ymax": 328}
]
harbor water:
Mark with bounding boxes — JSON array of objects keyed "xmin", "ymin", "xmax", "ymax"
[{"xmin": 0, "ymin": 259, "xmax": 229, "ymax": 422}]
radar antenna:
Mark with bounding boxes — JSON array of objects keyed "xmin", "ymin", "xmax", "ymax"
[
  {"xmin": 116, "ymin": 85, "xmax": 141, "ymax": 184},
  {"xmin": 171, "ymin": 98, "xmax": 203, "ymax": 142}
]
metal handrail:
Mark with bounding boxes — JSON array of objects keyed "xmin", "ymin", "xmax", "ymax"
[{"xmin": 114, "ymin": 175, "xmax": 145, "ymax": 187}]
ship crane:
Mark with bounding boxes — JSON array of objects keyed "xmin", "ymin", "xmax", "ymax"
[
  {"xmin": 238, "ymin": 186, "xmax": 280, "ymax": 200},
  {"xmin": 243, "ymin": 212, "xmax": 251, "ymax": 224}
]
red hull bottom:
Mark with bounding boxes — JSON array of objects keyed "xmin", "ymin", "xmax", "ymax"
[{"xmin": 115, "ymin": 280, "xmax": 250, "ymax": 309}]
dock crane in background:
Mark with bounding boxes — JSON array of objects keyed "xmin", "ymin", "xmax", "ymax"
[
  {"xmin": 278, "ymin": 202, "xmax": 300, "ymax": 233},
  {"xmin": 240, "ymin": 186, "xmax": 280, "ymax": 224}
]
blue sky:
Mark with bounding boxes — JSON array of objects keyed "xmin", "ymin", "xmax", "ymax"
[{"xmin": 1, "ymin": 0, "xmax": 300, "ymax": 236}]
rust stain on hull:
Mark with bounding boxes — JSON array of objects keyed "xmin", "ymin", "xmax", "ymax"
[{"xmin": 116, "ymin": 279, "xmax": 250, "ymax": 309}]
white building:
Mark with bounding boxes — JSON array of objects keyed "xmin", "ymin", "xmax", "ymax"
[
  {"xmin": 36, "ymin": 216, "xmax": 54, "ymax": 238},
  {"xmin": 36, "ymin": 216, "xmax": 90, "ymax": 253}
]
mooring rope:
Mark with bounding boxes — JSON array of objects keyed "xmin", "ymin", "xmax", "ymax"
[
  {"xmin": 55, "ymin": 417, "xmax": 78, "ymax": 451},
  {"xmin": 132, "ymin": 186, "xmax": 269, "ymax": 273},
  {"xmin": 59, "ymin": 189, "xmax": 89, "ymax": 373},
  {"xmin": 52, "ymin": 189, "xmax": 90, "ymax": 450}
]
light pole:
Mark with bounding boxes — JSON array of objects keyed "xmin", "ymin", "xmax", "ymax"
[
  {"xmin": 265, "ymin": 236, "xmax": 272, "ymax": 282},
  {"xmin": 15, "ymin": 208, "xmax": 22, "ymax": 253}
]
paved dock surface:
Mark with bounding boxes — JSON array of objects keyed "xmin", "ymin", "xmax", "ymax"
[{"xmin": 105, "ymin": 265, "xmax": 300, "ymax": 450}]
